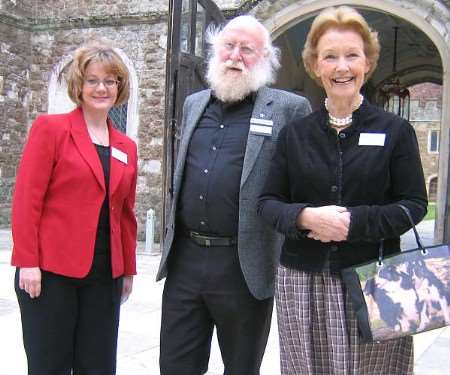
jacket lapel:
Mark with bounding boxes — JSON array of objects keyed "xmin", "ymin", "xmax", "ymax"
[
  {"xmin": 69, "ymin": 108, "xmax": 105, "ymax": 191},
  {"xmin": 109, "ymin": 123, "xmax": 126, "ymax": 197},
  {"xmin": 240, "ymin": 87, "xmax": 273, "ymax": 187},
  {"xmin": 173, "ymin": 90, "xmax": 211, "ymax": 193}
]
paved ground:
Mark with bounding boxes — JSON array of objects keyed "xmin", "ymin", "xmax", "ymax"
[{"xmin": 0, "ymin": 221, "xmax": 449, "ymax": 374}]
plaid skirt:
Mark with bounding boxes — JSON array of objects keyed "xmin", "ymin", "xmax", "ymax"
[{"xmin": 276, "ymin": 265, "xmax": 413, "ymax": 375}]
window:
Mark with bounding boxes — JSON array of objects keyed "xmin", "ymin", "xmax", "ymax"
[
  {"xmin": 109, "ymin": 103, "xmax": 128, "ymax": 134},
  {"xmin": 428, "ymin": 130, "xmax": 439, "ymax": 153}
]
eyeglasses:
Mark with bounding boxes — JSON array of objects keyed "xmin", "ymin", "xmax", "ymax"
[
  {"xmin": 84, "ymin": 79, "xmax": 119, "ymax": 88},
  {"xmin": 222, "ymin": 42, "xmax": 258, "ymax": 57}
]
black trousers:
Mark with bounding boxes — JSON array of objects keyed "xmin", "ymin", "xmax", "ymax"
[
  {"xmin": 15, "ymin": 269, "xmax": 122, "ymax": 375},
  {"xmin": 160, "ymin": 236, "xmax": 273, "ymax": 375}
]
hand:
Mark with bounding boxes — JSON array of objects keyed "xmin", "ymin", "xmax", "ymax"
[
  {"xmin": 19, "ymin": 267, "xmax": 42, "ymax": 298},
  {"xmin": 121, "ymin": 275, "xmax": 133, "ymax": 304},
  {"xmin": 297, "ymin": 205, "xmax": 350, "ymax": 243}
]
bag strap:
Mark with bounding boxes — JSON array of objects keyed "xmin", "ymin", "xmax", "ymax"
[
  {"xmin": 397, "ymin": 204, "xmax": 425, "ymax": 250},
  {"xmin": 377, "ymin": 204, "xmax": 426, "ymax": 265}
]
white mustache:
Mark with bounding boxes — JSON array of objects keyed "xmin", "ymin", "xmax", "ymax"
[{"xmin": 223, "ymin": 60, "xmax": 246, "ymax": 72}]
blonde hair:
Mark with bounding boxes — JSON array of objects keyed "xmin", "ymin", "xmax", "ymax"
[
  {"xmin": 302, "ymin": 6, "xmax": 380, "ymax": 86},
  {"xmin": 66, "ymin": 40, "xmax": 130, "ymax": 106}
]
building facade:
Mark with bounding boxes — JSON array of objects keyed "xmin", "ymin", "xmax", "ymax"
[{"xmin": 410, "ymin": 83, "xmax": 442, "ymax": 202}]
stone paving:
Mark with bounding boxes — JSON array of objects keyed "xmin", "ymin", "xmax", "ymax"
[{"xmin": 0, "ymin": 222, "xmax": 449, "ymax": 375}]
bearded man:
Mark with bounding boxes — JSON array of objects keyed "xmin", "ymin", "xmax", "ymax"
[{"xmin": 157, "ymin": 15, "xmax": 311, "ymax": 375}]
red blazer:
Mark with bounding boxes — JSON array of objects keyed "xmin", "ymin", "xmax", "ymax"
[{"xmin": 11, "ymin": 107, "xmax": 137, "ymax": 278}]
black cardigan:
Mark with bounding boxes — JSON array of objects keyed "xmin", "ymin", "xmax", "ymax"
[{"xmin": 257, "ymin": 100, "xmax": 428, "ymax": 273}]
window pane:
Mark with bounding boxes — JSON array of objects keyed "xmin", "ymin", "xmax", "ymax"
[
  {"xmin": 195, "ymin": 2, "xmax": 206, "ymax": 57},
  {"xmin": 180, "ymin": 0, "xmax": 191, "ymax": 53},
  {"xmin": 109, "ymin": 103, "xmax": 128, "ymax": 134},
  {"xmin": 429, "ymin": 130, "xmax": 439, "ymax": 152}
]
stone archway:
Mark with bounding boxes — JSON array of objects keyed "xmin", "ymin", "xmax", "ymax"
[
  {"xmin": 47, "ymin": 48, "xmax": 140, "ymax": 144},
  {"xmin": 252, "ymin": 0, "xmax": 450, "ymax": 242}
]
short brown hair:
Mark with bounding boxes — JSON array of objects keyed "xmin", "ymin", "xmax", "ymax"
[
  {"xmin": 302, "ymin": 6, "xmax": 380, "ymax": 86},
  {"xmin": 66, "ymin": 40, "xmax": 130, "ymax": 106}
]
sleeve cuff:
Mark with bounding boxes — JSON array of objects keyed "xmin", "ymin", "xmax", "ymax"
[{"xmin": 286, "ymin": 203, "xmax": 310, "ymax": 239}]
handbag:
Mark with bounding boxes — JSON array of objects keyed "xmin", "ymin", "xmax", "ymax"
[{"xmin": 341, "ymin": 204, "xmax": 450, "ymax": 342}]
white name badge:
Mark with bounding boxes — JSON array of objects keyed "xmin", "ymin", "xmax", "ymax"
[
  {"xmin": 250, "ymin": 117, "xmax": 273, "ymax": 127},
  {"xmin": 250, "ymin": 124, "xmax": 272, "ymax": 136},
  {"xmin": 358, "ymin": 133, "xmax": 386, "ymax": 146},
  {"xmin": 111, "ymin": 147, "xmax": 128, "ymax": 164}
]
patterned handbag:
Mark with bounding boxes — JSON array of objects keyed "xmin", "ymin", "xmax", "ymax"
[{"xmin": 341, "ymin": 205, "xmax": 450, "ymax": 342}]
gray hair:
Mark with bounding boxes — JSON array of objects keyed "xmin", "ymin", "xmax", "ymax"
[{"xmin": 205, "ymin": 15, "xmax": 280, "ymax": 81}]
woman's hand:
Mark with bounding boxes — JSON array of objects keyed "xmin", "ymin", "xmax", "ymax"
[
  {"xmin": 121, "ymin": 275, "xmax": 134, "ymax": 304},
  {"xmin": 19, "ymin": 267, "xmax": 42, "ymax": 298},
  {"xmin": 297, "ymin": 205, "xmax": 350, "ymax": 243}
]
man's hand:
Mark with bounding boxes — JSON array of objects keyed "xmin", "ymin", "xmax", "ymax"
[{"xmin": 19, "ymin": 267, "xmax": 42, "ymax": 298}]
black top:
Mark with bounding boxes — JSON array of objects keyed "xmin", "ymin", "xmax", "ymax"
[
  {"xmin": 85, "ymin": 144, "xmax": 111, "ymax": 280},
  {"xmin": 178, "ymin": 94, "xmax": 253, "ymax": 236},
  {"xmin": 258, "ymin": 100, "xmax": 428, "ymax": 273},
  {"xmin": 94, "ymin": 144, "xmax": 111, "ymax": 253}
]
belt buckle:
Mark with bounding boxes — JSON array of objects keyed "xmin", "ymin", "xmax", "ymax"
[{"xmin": 190, "ymin": 231, "xmax": 212, "ymax": 247}]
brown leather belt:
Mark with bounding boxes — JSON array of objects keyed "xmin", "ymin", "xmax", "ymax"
[{"xmin": 186, "ymin": 231, "xmax": 237, "ymax": 247}]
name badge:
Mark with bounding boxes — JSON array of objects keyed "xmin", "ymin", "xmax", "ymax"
[
  {"xmin": 250, "ymin": 117, "xmax": 273, "ymax": 137},
  {"xmin": 250, "ymin": 124, "xmax": 272, "ymax": 136},
  {"xmin": 111, "ymin": 147, "xmax": 128, "ymax": 164},
  {"xmin": 250, "ymin": 117, "xmax": 273, "ymax": 127},
  {"xmin": 358, "ymin": 133, "xmax": 386, "ymax": 146}
]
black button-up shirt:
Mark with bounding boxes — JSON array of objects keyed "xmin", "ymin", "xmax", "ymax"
[{"xmin": 178, "ymin": 94, "xmax": 254, "ymax": 236}]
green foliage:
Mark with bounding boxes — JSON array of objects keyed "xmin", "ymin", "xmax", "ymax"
[{"xmin": 424, "ymin": 203, "xmax": 436, "ymax": 221}]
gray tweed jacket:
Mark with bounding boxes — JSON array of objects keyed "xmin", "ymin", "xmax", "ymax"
[{"xmin": 156, "ymin": 86, "xmax": 311, "ymax": 299}]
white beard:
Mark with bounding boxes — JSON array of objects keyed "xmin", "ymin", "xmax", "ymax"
[{"xmin": 206, "ymin": 54, "xmax": 274, "ymax": 103}]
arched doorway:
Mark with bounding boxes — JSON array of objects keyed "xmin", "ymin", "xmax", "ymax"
[{"xmin": 257, "ymin": 0, "xmax": 450, "ymax": 242}]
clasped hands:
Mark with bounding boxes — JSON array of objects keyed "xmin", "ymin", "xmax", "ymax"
[{"xmin": 297, "ymin": 205, "xmax": 350, "ymax": 243}]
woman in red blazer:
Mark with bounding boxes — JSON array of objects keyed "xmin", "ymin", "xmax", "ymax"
[{"xmin": 11, "ymin": 41, "xmax": 137, "ymax": 375}]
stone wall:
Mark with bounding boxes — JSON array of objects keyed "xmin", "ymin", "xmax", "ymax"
[
  {"xmin": 0, "ymin": 7, "xmax": 168, "ymax": 240},
  {"xmin": 29, "ymin": 0, "xmax": 168, "ymax": 18},
  {"xmin": 0, "ymin": 0, "xmax": 32, "ymax": 18},
  {"xmin": 0, "ymin": 21, "xmax": 31, "ymax": 226}
]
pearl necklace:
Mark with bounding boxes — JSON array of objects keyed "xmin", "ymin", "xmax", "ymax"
[{"xmin": 325, "ymin": 94, "xmax": 364, "ymax": 128}]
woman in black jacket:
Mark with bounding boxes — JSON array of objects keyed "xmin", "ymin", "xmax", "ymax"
[{"xmin": 258, "ymin": 6, "xmax": 427, "ymax": 375}]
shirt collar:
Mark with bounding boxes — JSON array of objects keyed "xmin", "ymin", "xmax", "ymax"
[{"xmin": 210, "ymin": 90, "xmax": 257, "ymax": 105}]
